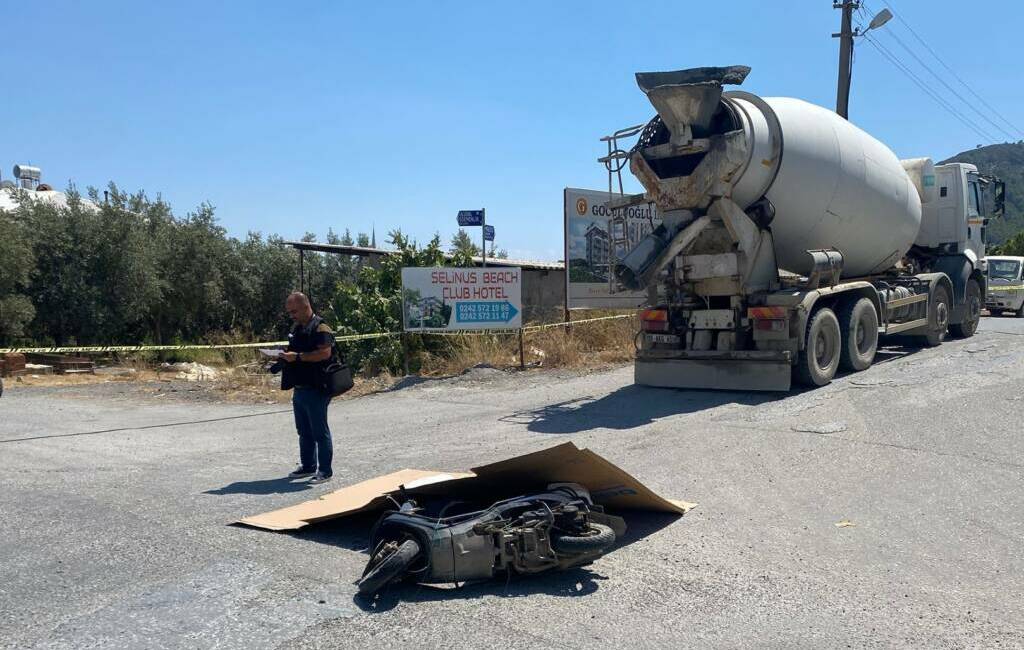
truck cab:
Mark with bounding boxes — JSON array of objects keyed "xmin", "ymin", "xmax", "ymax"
[
  {"xmin": 915, "ymin": 163, "xmax": 988, "ymax": 264},
  {"xmin": 911, "ymin": 162, "xmax": 1004, "ymax": 337},
  {"xmin": 985, "ymin": 255, "xmax": 1024, "ymax": 317}
]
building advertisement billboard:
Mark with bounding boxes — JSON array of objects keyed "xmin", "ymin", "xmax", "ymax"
[
  {"xmin": 401, "ymin": 267, "xmax": 522, "ymax": 331},
  {"xmin": 564, "ymin": 187, "xmax": 661, "ymax": 309}
]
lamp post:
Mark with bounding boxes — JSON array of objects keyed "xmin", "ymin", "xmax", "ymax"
[{"xmin": 834, "ymin": 2, "xmax": 893, "ymax": 119}]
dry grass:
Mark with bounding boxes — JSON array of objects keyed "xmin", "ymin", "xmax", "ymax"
[
  {"xmin": 210, "ymin": 365, "xmax": 290, "ymax": 403},
  {"xmin": 419, "ymin": 314, "xmax": 638, "ymax": 376},
  {"xmin": 9, "ymin": 314, "xmax": 638, "ymax": 400}
]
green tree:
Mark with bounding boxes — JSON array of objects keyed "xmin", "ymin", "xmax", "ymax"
[
  {"xmin": 450, "ymin": 229, "xmax": 481, "ymax": 257},
  {"xmin": 325, "ymin": 230, "xmax": 473, "ymax": 374},
  {"xmin": 0, "ymin": 206, "xmax": 36, "ymax": 342},
  {"xmin": 992, "ymin": 230, "xmax": 1024, "ymax": 256}
]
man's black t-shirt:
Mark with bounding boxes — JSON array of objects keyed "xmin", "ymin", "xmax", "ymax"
[{"xmin": 284, "ymin": 315, "xmax": 336, "ymax": 388}]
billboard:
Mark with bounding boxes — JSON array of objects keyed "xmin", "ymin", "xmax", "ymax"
[
  {"xmin": 564, "ymin": 187, "xmax": 661, "ymax": 309},
  {"xmin": 401, "ymin": 267, "xmax": 522, "ymax": 332}
]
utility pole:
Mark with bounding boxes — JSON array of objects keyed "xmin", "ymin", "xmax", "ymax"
[{"xmin": 833, "ymin": 1, "xmax": 859, "ymax": 120}]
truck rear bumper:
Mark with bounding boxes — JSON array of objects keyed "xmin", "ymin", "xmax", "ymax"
[{"xmin": 635, "ymin": 352, "xmax": 792, "ymax": 392}]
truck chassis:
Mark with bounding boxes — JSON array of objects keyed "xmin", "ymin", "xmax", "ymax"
[{"xmin": 635, "ymin": 266, "xmax": 983, "ymax": 392}]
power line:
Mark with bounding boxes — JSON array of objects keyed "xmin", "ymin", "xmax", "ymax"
[
  {"xmin": 860, "ymin": 1, "xmax": 1018, "ymax": 141},
  {"xmin": 860, "ymin": 32, "xmax": 997, "ymax": 143},
  {"xmin": 862, "ymin": 33, "xmax": 996, "ymax": 142},
  {"xmin": 852, "ymin": 3, "xmax": 997, "ymax": 142},
  {"xmin": 865, "ymin": 0, "xmax": 1024, "ymax": 139}
]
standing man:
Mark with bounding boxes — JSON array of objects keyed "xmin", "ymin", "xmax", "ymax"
[{"xmin": 280, "ymin": 291, "xmax": 335, "ymax": 484}]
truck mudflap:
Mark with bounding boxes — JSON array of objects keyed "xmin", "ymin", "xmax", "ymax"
[{"xmin": 635, "ymin": 351, "xmax": 792, "ymax": 392}]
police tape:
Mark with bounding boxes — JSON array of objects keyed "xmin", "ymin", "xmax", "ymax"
[
  {"xmin": 0, "ymin": 332, "xmax": 398, "ymax": 355},
  {"xmin": 404, "ymin": 314, "xmax": 635, "ymax": 336},
  {"xmin": 989, "ymin": 285, "xmax": 1024, "ymax": 293},
  {"xmin": 523, "ymin": 313, "xmax": 635, "ymax": 331},
  {"xmin": 0, "ymin": 315, "xmax": 636, "ymax": 354}
]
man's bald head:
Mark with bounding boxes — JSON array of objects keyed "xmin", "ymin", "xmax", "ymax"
[{"xmin": 286, "ymin": 292, "xmax": 313, "ymax": 324}]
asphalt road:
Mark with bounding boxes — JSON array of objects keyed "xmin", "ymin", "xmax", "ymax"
[{"xmin": 2, "ymin": 316, "xmax": 1023, "ymax": 649}]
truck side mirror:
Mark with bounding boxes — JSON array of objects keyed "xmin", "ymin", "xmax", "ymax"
[{"xmin": 994, "ymin": 180, "xmax": 1006, "ymax": 217}]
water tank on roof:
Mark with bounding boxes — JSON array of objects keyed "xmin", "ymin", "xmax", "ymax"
[{"xmin": 13, "ymin": 164, "xmax": 41, "ymax": 190}]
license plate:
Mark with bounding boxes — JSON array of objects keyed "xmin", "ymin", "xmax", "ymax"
[{"xmin": 648, "ymin": 334, "xmax": 680, "ymax": 345}]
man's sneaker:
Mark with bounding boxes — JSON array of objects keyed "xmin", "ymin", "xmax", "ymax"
[
  {"xmin": 309, "ymin": 472, "xmax": 332, "ymax": 485},
  {"xmin": 288, "ymin": 466, "xmax": 317, "ymax": 479}
]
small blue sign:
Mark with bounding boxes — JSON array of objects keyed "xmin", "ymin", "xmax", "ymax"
[
  {"xmin": 457, "ymin": 209, "xmax": 484, "ymax": 227},
  {"xmin": 483, "ymin": 224, "xmax": 495, "ymax": 241},
  {"xmin": 455, "ymin": 301, "xmax": 519, "ymax": 324}
]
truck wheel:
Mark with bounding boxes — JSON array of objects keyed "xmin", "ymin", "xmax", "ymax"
[
  {"xmin": 1016, "ymin": 305, "xmax": 1024, "ymax": 319},
  {"xmin": 914, "ymin": 284, "xmax": 950, "ymax": 347},
  {"xmin": 796, "ymin": 308, "xmax": 841, "ymax": 387},
  {"xmin": 838, "ymin": 298, "xmax": 878, "ymax": 372},
  {"xmin": 949, "ymin": 280, "xmax": 981, "ymax": 339}
]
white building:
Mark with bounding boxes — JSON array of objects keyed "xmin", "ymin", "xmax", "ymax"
[{"xmin": 0, "ymin": 164, "xmax": 98, "ymax": 212}]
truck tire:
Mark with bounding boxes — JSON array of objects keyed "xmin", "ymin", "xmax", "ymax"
[
  {"xmin": 838, "ymin": 297, "xmax": 878, "ymax": 372},
  {"xmin": 1016, "ymin": 304, "xmax": 1024, "ymax": 318},
  {"xmin": 796, "ymin": 308, "xmax": 841, "ymax": 387},
  {"xmin": 913, "ymin": 284, "xmax": 950, "ymax": 348},
  {"xmin": 357, "ymin": 539, "xmax": 421, "ymax": 596},
  {"xmin": 949, "ymin": 279, "xmax": 981, "ymax": 339}
]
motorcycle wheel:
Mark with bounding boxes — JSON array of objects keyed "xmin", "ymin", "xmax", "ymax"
[
  {"xmin": 357, "ymin": 539, "xmax": 421, "ymax": 596},
  {"xmin": 551, "ymin": 523, "xmax": 616, "ymax": 554}
]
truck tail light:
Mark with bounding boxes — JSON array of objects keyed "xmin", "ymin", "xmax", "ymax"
[
  {"xmin": 748, "ymin": 306, "xmax": 788, "ymax": 332},
  {"xmin": 639, "ymin": 308, "xmax": 669, "ymax": 332},
  {"xmin": 754, "ymin": 318, "xmax": 786, "ymax": 331}
]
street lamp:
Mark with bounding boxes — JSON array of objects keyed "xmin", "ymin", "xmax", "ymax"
[
  {"xmin": 835, "ymin": 2, "xmax": 893, "ymax": 119},
  {"xmin": 864, "ymin": 8, "xmax": 893, "ymax": 33}
]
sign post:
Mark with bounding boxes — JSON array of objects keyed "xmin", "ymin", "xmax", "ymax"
[{"xmin": 456, "ymin": 208, "xmax": 488, "ymax": 267}]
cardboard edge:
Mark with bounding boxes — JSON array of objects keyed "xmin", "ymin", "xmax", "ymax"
[
  {"xmin": 236, "ymin": 444, "xmax": 694, "ymax": 533},
  {"xmin": 579, "ymin": 447, "xmax": 689, "ymax": 514},
  {"xmin": 234, "ymin": 469, "xmax": 470, "ymax": 531}
]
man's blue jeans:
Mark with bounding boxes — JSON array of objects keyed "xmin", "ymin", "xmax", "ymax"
[{"xmin": 292, "ymin": 386, "xmax": 333, "ymax": 476}]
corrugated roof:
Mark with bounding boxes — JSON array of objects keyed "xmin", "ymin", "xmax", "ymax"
[
  {"xmin": 284, "ymin": 240, "xmax": 564, "ymax": 271},
  {"xmin": 282, "ymin": 241, "xmax": 388, "ymax": 257}
]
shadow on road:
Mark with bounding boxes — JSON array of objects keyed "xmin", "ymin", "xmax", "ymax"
[
  {"xmin": 871, "ymin": 341, "xmax": 926, "ymax": 365},
  {"xmin": 295, "ymin": 511, "xmax": 380, "ymax": 552},
  {"xmin": 204, "ymin": 477, "xmax": 314, "ymax": 495},
  {"xmin": 355, "ymin": 565, "xmax": 607, "ymax": 612},
  {"xmin": 501, "ymin": 384, "xmax": 778, "ymax": 434}
]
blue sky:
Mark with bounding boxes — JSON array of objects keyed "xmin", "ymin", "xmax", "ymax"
[{"xmin": 3, "ymin": 0, "xmax": 1022, "ymax": 260}]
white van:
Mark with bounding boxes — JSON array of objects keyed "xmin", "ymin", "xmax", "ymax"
[{"xmin": 986, "ymin": 256, "xmax": 1024, "ymax": 317}]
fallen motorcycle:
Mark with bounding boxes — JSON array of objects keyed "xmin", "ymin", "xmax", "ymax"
[{"xmin": 357, "ymin": 483, "xmax": 624, "ymax": 596}]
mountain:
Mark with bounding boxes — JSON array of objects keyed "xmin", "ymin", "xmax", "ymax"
[{"xmin": 940, "ymin": 142, "xmax": 1024, "ymax": 244}]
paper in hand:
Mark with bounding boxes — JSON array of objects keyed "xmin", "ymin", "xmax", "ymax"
[{"xmin": 259, "ymin": 348, "xmax": 283, "ymax": 358}]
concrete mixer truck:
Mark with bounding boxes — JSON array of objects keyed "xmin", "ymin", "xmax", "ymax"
[{"xmin": 603, "ymin": 66, "xmax": 1006, "ymax": 391}]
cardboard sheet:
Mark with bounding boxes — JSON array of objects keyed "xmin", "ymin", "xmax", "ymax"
[{"xmin": 237, "ymin": 442, "xmax": 695, "ymax": 532}]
